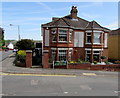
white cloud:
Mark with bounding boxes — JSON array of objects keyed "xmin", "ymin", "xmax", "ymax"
[
  {"xmin": 36, "ymin": 2, "xmax": 57, "ymax": 16},
  {"xmin": 81, "ymin": 13, "xmax": 101, "ymax": 20},
  {"xmin": 26, "ymin": 17, "xmax": 51, "ymax": 21}
]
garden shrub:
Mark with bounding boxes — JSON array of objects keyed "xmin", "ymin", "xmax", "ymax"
[
  {"xmin": 93, "ymin": 61, "xmax": 97, "ymax": 64},
  {"xmin": 115, "ymin": 60, "xmax": 120, "ymax": 64},
  {"xmin": 69, "ymin": 61, "xmax": 77, "ymax": 64},
  {"xmin": 14, "ymin": 50, "xmax": 26, "ymax": 67},
  {"xmin": 15, "ymin": 39, "xmax": 35, "ymax": 50},
  {"xmin": 101, "ymin": 56, "xmax": 106, "ymax": 59},
  {"xmin": 18, "ymin": 50, "xmax": 26, "ymax": 55}
]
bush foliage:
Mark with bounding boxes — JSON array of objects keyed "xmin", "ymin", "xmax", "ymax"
[
  {"xmin": 15, "ymin": 39, "xmax": 35, "ymax": 50},
  {"xmin": 18, "ymin": 50, "xmax": 26, "ymax": 56},
  {"xmin": 14, "ymin": 50, "xmax": 26, "ymax": 67}
]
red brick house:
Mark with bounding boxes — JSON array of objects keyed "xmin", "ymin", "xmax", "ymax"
[{"xmin": 41, "ymin": 6, "xmax": 110, "ymax": 63}]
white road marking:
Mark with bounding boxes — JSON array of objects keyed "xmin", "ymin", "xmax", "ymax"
[
  {"xmin": 83, "ymin": 73, "xmax": 96, "ymax": 76},
  {"xmin": 64, "ymin": 92, "xmax": 68, "ymax": 94},
  {"xmin": 114, "ymin": 91, "xmax": 120, "ymax": 93},
  {"xmin": 31, "ymin": 80, "xmax": 39, "ymax": 85},
  {"xmin": 80, "ymin": 85, "xmax": 92, "ymax": 90}
]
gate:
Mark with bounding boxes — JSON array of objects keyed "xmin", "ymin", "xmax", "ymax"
[{"xmin": 32, "ymin": 43, "xmax": 42, "ymax": 67}]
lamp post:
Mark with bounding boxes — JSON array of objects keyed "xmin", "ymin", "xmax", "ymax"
[{"xmin": 9, "ymin": 24, "xmax": 20, "ymax": 41}]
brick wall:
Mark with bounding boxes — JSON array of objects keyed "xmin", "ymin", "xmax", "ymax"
[
  {"xmin": 26, "ymin": 50, "xmax": 32, "ymax": 68},
  {"xmin": 72, "ymin": 48, "xmax": 85, "ymax": 61},
  {"xmin": 51, "ymin": 63, "xmax": 120, "ymax": 71}
]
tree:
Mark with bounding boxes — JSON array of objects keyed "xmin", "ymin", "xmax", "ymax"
[
  {"xmin": 15, "ymin": 39, "xmax": 35, "ymax": 50},
  {"xmin": 0, "ymin": 28, "xmax": 5, "ymax": 47}
]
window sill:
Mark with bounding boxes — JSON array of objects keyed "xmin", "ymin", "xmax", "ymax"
[
  {"xmin": 85, "ymin": 43, "xmax": 92, "ymax": 44},
  {"xmin": 52, "ymin": 41, "xmax": 57, "ymax": 43},
  {"xmin": 93, "ymin": 43, "xmax": 101, "ymax": 45},
  {"xmin": 58, "ymin": 41, "xmax": 68, "ymax": 43}
]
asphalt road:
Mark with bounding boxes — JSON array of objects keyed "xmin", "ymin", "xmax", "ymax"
[
  {"xmin": 0, "ymin": 50, "xmax": 13, "ymax": 61},
  {"xmin": 1, "ymin": 73, "xmax": 118, "ymax": 96}
]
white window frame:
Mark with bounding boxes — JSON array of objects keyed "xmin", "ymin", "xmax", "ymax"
[
  {"xmin": 69, "ymin": 31, "xmax": 72, "ymax": 42},
  {"xmin": 93, "ymin": 50, "xmax": 101, "ymax": 62},
  {"xmin": 58, "ymin": 30, "xmax": 68, "ymax": 42},
  {"xmin": 58, "ymin": 49, "xmax": 67, "ymax": 61},
  {"xmin": 51, "ymin": 49, "xmax": 56, "ymax": 61},
  {"xmin": 85, "ymin": 50, "xmax": 91, "ymax": 61},
  {"xmin": 68, "ymin": 48, "xmax": 73, "ymax": 61},
  {"xmin": 93, "ymin": 32, "xmax": 101, "ymax": 45},
  {"xmin": 86, "ymin": 32, "xmax": 92, "ymax": 44},
  {"xmin": 51, "ymin": 30, "xmax": 57, "ymax": 42}
]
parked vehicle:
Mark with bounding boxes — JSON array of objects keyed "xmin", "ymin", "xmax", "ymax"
[{"xmin": 13, "ymin": 49, "xmax": 18, "ymax": 53}]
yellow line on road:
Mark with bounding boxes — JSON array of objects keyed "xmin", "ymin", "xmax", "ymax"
[
  {"xmin": 82, "ymin": 73, "xmax": 96, "ymax": 76},
  {"xmin": 0, "ymin": 73, "xmax": 76, "ymax": 77}
]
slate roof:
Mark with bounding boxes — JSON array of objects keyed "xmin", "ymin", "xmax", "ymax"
[
  {"xmin": 42, "ymin": 15, "xmax": 110, "ymax": 32},
  {"xmin": 86, "ymin": 20, "xmax": 110, "ymax": 31}
]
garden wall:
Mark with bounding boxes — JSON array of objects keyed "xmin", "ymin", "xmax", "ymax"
[{"xmin": 52, "ymin": 63, "xmax": 120, "ymax": 71}]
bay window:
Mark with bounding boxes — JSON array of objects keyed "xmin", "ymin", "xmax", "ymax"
[
  {"xmin": 69, "ymin": 31, "xmax": 72, "ymax": 42},
  {"xmin": 86, "ymin": 50, "xmax": 91, "ymax": 62},
  {"xmin": 58, "ymin": 50, "xmax": 67, "ymax": 61},
  {"xmin": 94, "ymin": 32, "xmax": 101, "ymax": 44},
  {"xmin": 51, "ymin": 30, "xmax": 57, "ymax": 42},
  {"xmin": 68, "ymin": 49, "xmax": 72, "ymax": 61},
  {"xmin": 52, "ymin": 49, "xmax": 56, "ymax": 61},
  {"xmin": 58, "ymin": 30, "xmax": 67, "ymax": 42},
  {"xmin": 86, "ymin": 33, "xmax": 92, "ymax": 43},
  {"xmin": 93, "ymin": 51, "xmax": 100, "ymax": 62}
]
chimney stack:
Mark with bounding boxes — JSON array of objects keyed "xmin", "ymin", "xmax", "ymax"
[{"xmin": 70, "ymin": 6, "xmax": 78, "ymax": 19}]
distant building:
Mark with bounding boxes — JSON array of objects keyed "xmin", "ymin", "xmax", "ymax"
[
  {"xmin": 41, "ymin": 6, "xmax": 110, "ymax": 63},
  {"xmin": 7, "ymin": 43, "xmax": 14, "ymax": 50},
  {"xmin": 108, "ymin": 28, "xmax": 120, "ymax": 60}
]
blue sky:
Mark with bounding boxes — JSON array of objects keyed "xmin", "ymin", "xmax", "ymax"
[{"xmin": 2, "ymin": 2, "xmax": 118, "ymax": 40}]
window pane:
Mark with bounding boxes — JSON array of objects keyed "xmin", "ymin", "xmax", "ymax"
[
  {"xmin": 68, "ymin": 50, "xmax": 72, "ymax": 61},
  {"xmin": 69, "ymin": 31, "xmax": 72, "ymax": 42},
  {"xmin": 59, "ymin": 34, "xmax": 67, "ymax": 41},
  {"xmin": 86, "ymin": 54, "xmax": 91, "ymax": 62},
  {"xmin": 51, "ymin": 30, "xmax": 57, "ymax": 41},
  {"xmin": 87, "ymin": 36, "xmax": 91, "ymax": 43},
  {"xmin": 94, "ymin": 33, "xmax": 101, "ymax": 43},
  {"xmin": 93, "ymin": 54, "xmax": 100, "ymax": 62},
  {"xmin": 94, "ymin": 51, "xmax": 100, "ymax": 53},
  {"xmin": 58, "ymin": 50, "xmax": 67, "ymax": 61},
  {"xmin": 52, "ymin": 50, "xmax": 56, "ymax": 61},
  {"xmin": 59, "ymin": 30, "xmax": 67, "ymax": 42},
  {"xmin": 52, "ymin": 34, "xmax": 56, "ymax": 41},
  {"xmin": 87, "ymin": 51, "xmax": 91, "ymax": 54}
]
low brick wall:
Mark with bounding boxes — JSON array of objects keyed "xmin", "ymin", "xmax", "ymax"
[
  {"xmin": 51, "ymin": 63, "xmax": 120, "ymax": 71},
  {"xmin": 69, "ymin": 64, "xmax": 120, "ymax": 71},
  {"xmin": 68, "ymin": 63, "xmax": 91, "ymax": 70}
]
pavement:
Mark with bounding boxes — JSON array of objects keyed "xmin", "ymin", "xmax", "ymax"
[
  {"xmin": 0, "ymin": 53, "xmax": 119, "ymax": 77},
  {"xmin": 0, "ymin": 50, "xmax": 13, "ymax": 61}
]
